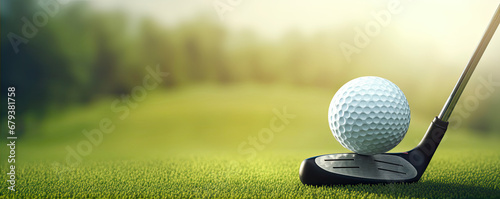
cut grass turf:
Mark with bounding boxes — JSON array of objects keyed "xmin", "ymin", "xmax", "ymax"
[
  {"xmin": 1, "ymin": 151, "xmax": 499, "ymax": 198},
  {"xmin": 1, "ymin": 84, "xmax": 499, "ymax": 198}
]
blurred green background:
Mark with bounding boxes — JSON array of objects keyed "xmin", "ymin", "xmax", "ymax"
[
  {"xmin": 1, "ymin": 0, "xmax": 500, "ymax": 197},
  {"xmin": 1, "ymin": 0, "xmax": 500, "ymax": 180}
]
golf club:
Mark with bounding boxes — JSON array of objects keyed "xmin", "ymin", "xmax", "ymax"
[{"xmin": 300, "ymin": 4, "xmax": 500, "ymax": 185}]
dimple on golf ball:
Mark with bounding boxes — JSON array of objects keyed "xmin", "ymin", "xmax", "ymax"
[{"xmin": 328, "ymin": 76, "xmax": 411, "ymax": 155}]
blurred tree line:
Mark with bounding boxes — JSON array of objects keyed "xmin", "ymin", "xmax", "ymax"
[
  {"xmin": 1, "ymin": 1, "xmax": 499, "ymax": 135},
  {"xmin": 1, "ymin": 1, "xmax": 341, "ymax": 125}
]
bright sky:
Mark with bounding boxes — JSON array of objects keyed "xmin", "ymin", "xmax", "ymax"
[
  {"xmin": 89, "ymin": 0, "xmax": 499, "ymax": 37},
  {"xmin": 88, "ymin": 0, "xmax": 500, "ymax": 69}
]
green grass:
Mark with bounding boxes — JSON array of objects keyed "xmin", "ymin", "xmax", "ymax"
[
  {"xmin": 1, "ymin": 152, "xmax": 499, "ymax": 198},
  {"xmin": 1, "ymin": 84, "xmax": 499, "ymax": 198}
]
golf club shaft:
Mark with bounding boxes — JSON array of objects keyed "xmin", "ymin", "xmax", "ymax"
[{"xmin": 439, "ymin": 4, "xmax": 500, "ymax": 122}]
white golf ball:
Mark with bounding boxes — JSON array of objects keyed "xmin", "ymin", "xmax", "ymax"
[{"xmin": 328, "ymin": 76, "xmax": 410, "ymax": 155}]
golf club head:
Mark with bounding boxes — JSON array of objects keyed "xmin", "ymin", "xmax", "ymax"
[
  {"xmin": 300, "ymin": 117, "xmax": 448, "ymax": 185},
  {"xmin": 299, "ymin": 4, "xmax": 498, "ymax": 186}
]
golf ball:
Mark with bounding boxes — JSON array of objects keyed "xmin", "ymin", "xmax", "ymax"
[{"xmin": 328, "ymin": 76, "xmax": 410, "ymax": 155}]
